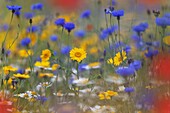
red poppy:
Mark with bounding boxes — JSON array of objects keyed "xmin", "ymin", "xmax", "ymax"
[
  {"xmin": 152, "ymin": 97, "xmax": 170, "ymax": 113},
  {"xmin": 47, "ymin": 0, "xmax": 85, "ymax": 12},
  {"xmin": 150, "ymin": 53, "xmax": 170, "ymax": 81},
  {"xmin": 0, "ymin": 100, "xmax": 13, "ymax": 113},
  {"xmin": 138, "ymin": 0, "xmax": 161, "ymax": 7}
]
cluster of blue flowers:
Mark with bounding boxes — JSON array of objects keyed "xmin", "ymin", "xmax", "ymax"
[
  {"xmin": 99, "ymin": 25, "xmax": 117, "ymax": 40},
  {"xmin": 54, "ymin": 18, "xmax": 75, "ymax": 32},
  {"xmin": 133, "ymin": 22, "xmax": 149, "ymax": 33}
]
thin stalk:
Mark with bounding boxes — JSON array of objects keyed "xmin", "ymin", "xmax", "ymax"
[{"xmin": 2, "ymin": 12, "xmax": 14, "ymax": 48}]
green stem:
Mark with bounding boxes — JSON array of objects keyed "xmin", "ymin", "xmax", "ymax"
[{"xmin": 2, "ymin": 12, "xmax": 14, "ymax": 48}]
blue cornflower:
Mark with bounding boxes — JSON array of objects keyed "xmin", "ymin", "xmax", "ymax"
[
  {"xmin": 137, "ymin": 91, "xmax": 155, "ymax": 110},
  {"xmin": 50, "ymin": 35, "xmax": 58, "ymax": 41},
  {"xmin": 74, "ymin": 30, "xmax": 86, "ymax": 38},
  {"xmin": 20, "ymin": 37, "xmax": 31, "ymax": 47},
  {"xmin": 54, "ymin": 18, "xmax": 65, "ymax": 27},
  {"xmin": 105, "ymin": 8, "xmax": 112, "ymax": 14},
  {"xmin": 6, "ymin": 5, "xmax": 22, "ymax": 12},
  {"xmin": 130, "ymin": 60, "xmax": 142, "ymax": 71},
  {"xmin": 107, "ymin": 25, "xmax": 118, "ymax": 35},
  {"xmin": 133, "ymin": 22, "xmax": 149, "ymax": 33},
  {"xmin": 6, "ymin": 50, "xmax": 11, "ymax": 56},
  {"xmin": 105, "ymin": 6, "xmax": 114, "ymax": 14},
  {"xmin": 123, "ymin": 45, "xmax": 131, "ymax": 53},
  {"xmin": 124, "ymin": 87, "xmax": 135, "ymax": 93},
  {"xmin": 115, "ymin": 66, "xmax": 135, "ymax": 76},
  {"xmin": 78, "ymin": 63, "xmax": 88, "ymax": 72},
  {"xmin": 112, "ymin": 9, "xmax": 124, "ymax": 17},
  {"xmin": 36, "ymin": 57, "xmax": 41, "ymax": 62},
  {"xmin": 2, "ymin": 24, "xmax": 9, "ymax": 31},
  {"xmin": 163, "ymin": 13, "xmax": 170, "ymax": 18},
  {"xmin": 31, "ymin": 3, "xmax": 43, "ymax": 10},
  {"xmin": 112, "ymin": 0, "xmax": 117, "ymax": 5},
  {"xmin": 155, "ymin": 17, "xmax": 170, "ymax": 27},
  {"xmin": 64, "ymin": 22, "xmax": 75, "ymax": 32},
  {"xmin": 17, "ymin": 69, "xmax": 25, "ymax": 74},
  {"xmin": 145, "ymin": 48, "xmax": 158, "ymax": 58},
  {"xmin": 131, "ymin": 34, "xmax": 142, "ymax": 42},
  {"xmin": 135, "ymin": 41, "xmax": 146, "ymax": 51},
  {"xmin": 14, "ymin": 10, "xmax": 21, "ymax": 17},
  {"xmin": 80, "ymin": 10, "xmax": 91, "ymax": 19},
  {"xmin": 99, "ymin": 29, "xmax": 109, "ymax": 40},
  {"xmin": 37, "ymin": 96, "xmax": 48, "ymax": 104},
  {"xmin": 152, "ymin": 41, "xmax": 160, "ymax": 48},
  {"xmin": 53, "ymin": 51, "xmax": 57, "ymax": 56},
  {"xmin": 27, "ymin": 25, "xmax": 39, "ymax": 32},
  {"xmin": 24, "ymin": 12, "xmax": 34, "ymax": 19},
  {"xmin": 61, "ymin": 46, "xmax": 71, "ymax": 55},
  {"xmin": 99, "ymin": 26, "xmax": 117, "ymax": 40}
]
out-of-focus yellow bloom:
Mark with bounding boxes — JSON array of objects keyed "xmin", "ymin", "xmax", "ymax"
[
  {"xmin": 40, "ymin": 49, "xmax": 51, "ymax": 61},
  {"xmin": 88, "ymin": 62, "xmax": 100, "ymax": 68},
  {"xmin": 52, "ymin": 64, "xmax": 60, "ymax": 71},
  {"xmin": 35, "ymin": 61, "xmax": 50, "ymax": 68},
  {"xmin": 98, "ymin": 90, "xmax": 118, "ymax": 100},
  {"xmin": 40, "ymin": 31, "xmax": 49, "ymax": 40},
  {"xmin": 13, "ymin": 73, "xmax": 30, "ymax": 79},
  {"xmin": 163, "ymin": 35, "xmax": 170, "ymax": 45},
  {"xmin": 89, "ymin": 47, "xmax": 98, "ymax": 54},
  {"xmin": 98, "ymin": 93, "xmax": 105, "ymax": 100},
  {"xmin": 39, "ymin": 73, "xmax": 54, "ymax": 78},
  {"xmin": 3, "ymin": 66, "xmax": 17, "ymax": 75},
  {"xmin": 58, "ymin": 13, "xmax": 76, "ymax": 22},
  {"xmin": 3, "ymin": 78, "xmax": 12, "ymax": 86},
  {"xmin": 19, "ymin": 49, "xmax": 33, "ymax": 58},
  {"xmin": 106, "ymin": 90, "xmax": 118, "ymax": 96},
  {"xmin": 32, "ymin": 16, "xmax": 44, "ymax": 25}
]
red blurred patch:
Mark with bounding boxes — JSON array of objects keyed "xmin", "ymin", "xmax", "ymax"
[
  {"xmin": 48, "ymin": 0, "xmax": 85, "ymax": 12},
  {"xmin": 86, "ymin": 24, "xmax": 94, "ymax": 32},
  {"xmin": 150, "ymin": 53, "xmax": 170, "ymax": 81},
  {"xmin": 152, "ymin": 97, "xmax": 170, "ymax": 113},
  {"xmin": 138, "ymin": 0, "xmax": 161, "ymax": 7}
]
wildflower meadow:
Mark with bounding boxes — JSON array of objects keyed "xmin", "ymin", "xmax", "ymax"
[{"xmin": 1, "ymin": 0, "xmax": 170, "ymax": 113}]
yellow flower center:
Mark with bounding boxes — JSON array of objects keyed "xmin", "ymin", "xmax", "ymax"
[{"xmin": 75, "ymin": 52, "xmax": 82, "ymax": 57}]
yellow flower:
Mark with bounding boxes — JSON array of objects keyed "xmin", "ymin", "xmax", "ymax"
[
  {"xmin": 52, "ymin": 64, "xmax": 60, "ymax": 71},
  {"xmin": 107, "ymin": 58, "xmax": 114, "ymax": 64},
  {"xmin": 113, "ymin": 50, "xmax": 127, "ymax": 66},
  {"xmin": 98, "ymin": 90, "xmax": 118, "ymax": 100},
  {"xmin": 88, "ymin": 62, "xmax": 100, "ymax": 68},
  {"xmin": 106, "ymin": 90, "xmax": 118, "ymax": 96},
  {"xmin": 19, "ymin": 49, "xmax": 33, "ymax": 58},
  {"xmin": 13, "ymin": 73, "xmax": 30, "ymax": 79},
  {"xmin": 163, "ymin": 35, "xmax": 170, "ymax": 45},
  {"xmin": 40, "ymin": 49, "xmax": 51, "ymax": 61},
  {"xmin": 89, "ymin": 47, "xmax": 98, "ymax": 54},
  {"xmin": 34, "ymin": 61, "xmax": 50, "ymax": 68},
  {"xmin": 3, "ymin": 66, "xmax": 17, "ymax": 74},
  {"xmin": 70, "ymin": 48, "xmax": 87, "ymax": 62},
  {"xmin": 3, "ymin": 77, "xmax": 12, "ymax": 85},
  {"xmin": 98, "ymin": 93, "xmax": 105, "ymax": 100},
  {"xmin": 39, "ymin": 73, "xmax": 54, "ymax": 78},
  {"xmin": 104, "ymin": 92, "xmax": 111, "ymax": 100}
]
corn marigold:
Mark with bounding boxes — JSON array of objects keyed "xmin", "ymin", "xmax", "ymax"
[
  {"xmin": 107, "ymin": 50, "xmax": 127, "ymax": 66},
  {"xmin": 70, "ymin": 48, "xmax": 87, "ymax": 62},
  {"xmin": 40, "ymin": 49, "xmax": 51, "ymax": 61}
]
